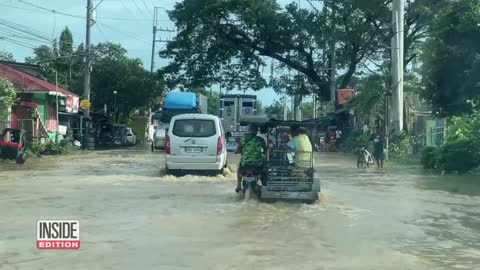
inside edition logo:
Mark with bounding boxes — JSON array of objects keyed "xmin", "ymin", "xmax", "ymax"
[{"xmin": 37, "ymin": 220, "xmax": 80, "ymax": 250}]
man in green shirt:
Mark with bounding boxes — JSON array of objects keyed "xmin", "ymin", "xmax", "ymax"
[{"xmin": 235, "ymin": 124, "xmax": 266, "ymax": 193}]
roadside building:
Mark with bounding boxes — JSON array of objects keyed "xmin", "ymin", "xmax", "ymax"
[{"xmin": 0, "ymin": 63, "xmax": 80, "ymax": 146}]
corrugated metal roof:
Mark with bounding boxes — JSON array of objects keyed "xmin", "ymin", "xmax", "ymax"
[{"xmin": 0, "ymin": 64, "xmax": 77, "ymax": 97}]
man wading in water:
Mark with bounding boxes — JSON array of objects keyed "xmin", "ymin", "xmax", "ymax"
[{"xmin": 371, "ymin": 127, "xmax": 385, "ymax": 168}]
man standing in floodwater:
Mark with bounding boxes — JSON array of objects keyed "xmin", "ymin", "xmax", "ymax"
[{"xmin": 371, "ymin": 127, "xmax": 385, "ymax": 168}]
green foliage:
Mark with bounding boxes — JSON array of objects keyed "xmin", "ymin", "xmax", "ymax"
[
  {"xmin": 265, "ymin": 100, "xmax": 287, "ymax": 119},
  {"xmin": 421, "ymin": 146, "xmax": 439, "ymax": 169},
  {"xmin": 342, "ymin": 129, "xmax": 370, "ymax": 154},
  {"xmin": 34, "ymin": 137, "xmax": 78, "ymax": 156},
  {"xmin": 421, "ymin": 108, "xmax": 480, "ymax": 173},
  {"xmin": 347, "ymin": 69, "xmax": 388, "ymax": 125},
  {"xmin": 27, "ymin": 28, "xmax": 165, "ymax": 121},
  {"xmin": 0, "ymin": 50, "xmax": 15, "ymax": 61},
  {"xmin": 31, "ymin": 141, "xmax": 46, "ymax": 156},
  {"xmin": 91, "ymin": 56, "xmax": 164, "ymax": 122},
  {"xmin": 388, "ymin": 131, "xmax": 413, "ymax": 160},
  {"xmin": 446, "ymin": 110, "xmax": 480, "ymax": 141},
  {"xmin": 438, "ymin": 138, "xmax": 480, "ymax": 173},
  {"xmin": 160, "ymin": 0, "xmax": 395, "ymax": 98},
  {"xmin": 0, "ymin": 78, "xmax": 16, "ymax": 119},
  {"xmin": 421, "ymin": 0, "xmax": 480, "ymax": 116}
]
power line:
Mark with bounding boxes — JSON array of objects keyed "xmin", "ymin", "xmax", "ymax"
[
  {"xmin": 98, "ymin": 22, "xmax": 150, "ymax": 44},
  {"xmin": 140, "ymin": 0, "xmax": 154, "ymax": 16},
  {"xmin": 119, "ymin": 0, "xmax": 136, "ymax": 18},
  {"xmin": 0, "ymin": 18, "xmax": 82, "ymax": 47},
  {"xmin": 93, "ymin": 0, "xmax": 106, "ymax": 11},
  {"xmin": 17, "ymin": 0, "xmax": 85, "ymax": 19},
  {"xmin": 6, "ymin": 1, "xmax": 167, "ymax": 22},
  {"xmin": 131, "ymin": 0, "xmax": 146, "ymax": 16}
]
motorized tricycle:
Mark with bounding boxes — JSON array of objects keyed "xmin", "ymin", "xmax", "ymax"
[
  {"xmin": 0, "ymin": 128, "xmax": 27, "ymax": 164},
  {"xmin": 239, "ymin": 117, "xmax": 321, "ymax": 203}
]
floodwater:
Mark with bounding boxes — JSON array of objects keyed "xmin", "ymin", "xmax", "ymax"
[{"xmin": 0, "ymin": 146, "xmax": 479, "ymax": 270}]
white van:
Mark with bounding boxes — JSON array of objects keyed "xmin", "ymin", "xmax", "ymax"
[{"xmin": 165, "ymin": 114, "xmax": 227, "ymax": 175}]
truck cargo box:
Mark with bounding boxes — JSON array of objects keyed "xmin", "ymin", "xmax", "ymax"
[{"xmin": 163, "ymin": 92, "xmax": 197, "ymax": 109}]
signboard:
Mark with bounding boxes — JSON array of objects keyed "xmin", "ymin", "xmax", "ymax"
[
  {"xmin": 58, "ymin": 125, "xmax": 67, "ymax": 135},
  {"xmin": 337, "ymin": 89, "xmax": 356, "ymax": 105},
  {"xmin": 66, "ymin": 96, "xmax": 79, "ymax": 113},
  {"xmin": 79, "ymin": 99, "xmax": 91, "ymax": 110}
]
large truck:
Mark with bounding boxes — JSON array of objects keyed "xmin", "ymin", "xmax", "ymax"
[
  {"xmin": 218, "ymin": 94, "xmax": 257, "ymax": 151},
  {"xmin": 160, "ymin": 92, "xmax": 208, "ymax": 125},
  {"xmin": 152, "ymin": 91, "xmax": 208, "ymax": 151}
]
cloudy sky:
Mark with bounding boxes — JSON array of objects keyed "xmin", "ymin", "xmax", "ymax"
[{"xmin": 0, "ymin": 0, "xmax": 320, "ymax": 106}]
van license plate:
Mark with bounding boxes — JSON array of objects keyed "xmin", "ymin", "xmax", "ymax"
[{"xmin": 185, "ymin": 147, "xmax": 202, "ymax": 153}]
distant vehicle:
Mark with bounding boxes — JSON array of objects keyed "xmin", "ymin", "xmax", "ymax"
[
  {"xmin": 0, "ymin": 128, "xmax": 27, "ymax": 164},
  {"xmin": 126, "ymin": 128, "xmax": 137, "ymax": 145},
  {"xmin": 160, "ymin": 91, "xmax": 208, "ymax": 125},
  {"xmin": 151, "ymin": 127, "xmax": 166, "ymax": 151},
  {"xmin": 165, "ymin": 114, "xmax": 227, "ymax": 175}
]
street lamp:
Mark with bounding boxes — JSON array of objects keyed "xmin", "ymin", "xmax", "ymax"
[{"xmin": 113, "ymin": 91, "xmax": 118, "ymax": 124}]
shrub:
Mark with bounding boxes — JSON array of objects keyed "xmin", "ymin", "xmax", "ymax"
[
  {"xmin": 342, "ymin": 129, "xmax": 371, "ymax": 153},
  {"xmin": 31, "ymin": 141, "xmax": 46, "ymax": 156},
  {"xmin": 34, "ymin": 137, "xmax": 78, "ymax": 155},
  {"xmin": 438, "ymin": 138, "xmax": 480, "ymax": 173},
  {"xmin": 421, "ymin": 146, "xmax": 439, "ymax": 169},
  {"xmin": 388, "ymin": 131, "xmax": 412, "ymax": 160}
]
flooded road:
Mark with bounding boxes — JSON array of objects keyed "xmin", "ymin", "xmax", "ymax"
[{"xmin": 1, "ymin": 147, "xmax": 479, "ymax": 270}]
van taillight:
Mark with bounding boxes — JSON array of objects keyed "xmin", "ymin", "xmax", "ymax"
[
  {"xmin": 165, "ymin": 135, "xmax": 171, "ymax": 154},
  {"xmin": 217, "ymin": 136, "xmax": 223, "ymax": 155}
]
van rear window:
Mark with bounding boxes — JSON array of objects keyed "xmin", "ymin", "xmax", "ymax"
[{"xmin": 172, "ymin": 119, "xmax": 216, "ymax": 137}]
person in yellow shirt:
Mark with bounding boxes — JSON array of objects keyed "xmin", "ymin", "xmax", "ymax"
[{"xmin": 286, "ymin": 126, "xmax": 313, "ymax": 168}]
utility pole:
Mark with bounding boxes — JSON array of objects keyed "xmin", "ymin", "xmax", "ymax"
[
  {"xmin": 150, "ymin": 7, "xmax": 172, "ymax": 72},
  {"xmin": 390, "ymin": 0, "xmax": 404, "ymax": 132},
  {"xmin": 329, "ymin": 0, "xmax": 336, "ymax": 103},
  {"xmin": 83, "ymin": 0, "xmax": 93, "ymax": 118},
  {"xmin": 55, "ymin": 68, "xmax": 59, "ymax": 143}
]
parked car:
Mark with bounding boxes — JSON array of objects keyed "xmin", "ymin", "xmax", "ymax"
[
  {"xmin": 126, "ymin": 128, "xmax": 137, "ymax": 145},
  {"xmin": 165, "ymin": 114, "xmax": 227, "ymax": 175},
  {"xmin": 151, "ymin": 126, "xmax": 166, "ymax": 151}
]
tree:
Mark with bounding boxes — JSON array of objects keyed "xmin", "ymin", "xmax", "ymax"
[
  {"xmin": 421, "ymin": 0, "xmax": 480, "ymax": 116},
  {"xmin": 265, "ymin": 100, "xmax": 290, "ymax": 119},
  {"xmin": 58, "ymin": 27, "xmax": 74, "ymax": 88},
  {"xmin": 26, "ymin": 44, "xmax": 58, "ymax": 83},
  {"xmin": 189, "ymin": 87, "xmax": 220, "ymax": 115},
  {"xmin": 301, "ymin": 102, "xmax": 313, "ymax": 119},
  {"xmin": 0, "ymin": 78, "xmax": 16, "ymax": 120},
  {"xmin": 0, "ymin": 50, "xmax": 15, "ymax": 61},
  {"xmin": 160, "ymin": 0, "xmax": 392, "ymax": 100},
  {"xmin": 91, "ymin": 56, "xmax": 165, "ymax": 122}
]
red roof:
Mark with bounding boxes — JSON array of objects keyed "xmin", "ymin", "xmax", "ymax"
[{"xmin": 0, "ymin": 64, "xmax": 77, "ymax": 97}]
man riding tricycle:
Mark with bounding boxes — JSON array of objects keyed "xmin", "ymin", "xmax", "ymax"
[
  {"xmin": 236, "ymin": 117, "xmax": 320, "ymax": 203},
  {"xmin": 0, "ymin": 128, "xmax": 28, "ymax": 164}
]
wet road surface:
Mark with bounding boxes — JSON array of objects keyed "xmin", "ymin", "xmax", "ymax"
[{"xmin": 1, "ymin": 146, "xmax": 479, "ymax": 270}]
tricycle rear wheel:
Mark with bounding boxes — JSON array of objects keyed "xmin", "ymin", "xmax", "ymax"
[{"xmin": 16, "ymin": 152, "xmax": 27, "ymax": 164}]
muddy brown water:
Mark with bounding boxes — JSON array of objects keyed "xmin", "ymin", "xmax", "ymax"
[{"xmin": 0, "ymin": 147, "xmax": 479, "ymax": 270}]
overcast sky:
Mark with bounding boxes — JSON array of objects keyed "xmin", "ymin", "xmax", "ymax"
[{"xmin": 0, "ymin": 0, "xmax": 321, "ymax": 106}]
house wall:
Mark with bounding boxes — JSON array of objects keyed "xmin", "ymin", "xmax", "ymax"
[{"xmin": 32, "ymin": 93, "xmax": 47, "ymax": 124}]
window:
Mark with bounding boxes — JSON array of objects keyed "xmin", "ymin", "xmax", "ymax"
[
  {"xmin": 173, "ymin": 119, "xmax": 216, "ymax": 137},
  {"xmin": 242, "ymin": 102, "xmax": 253, "ymax": 107}
]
